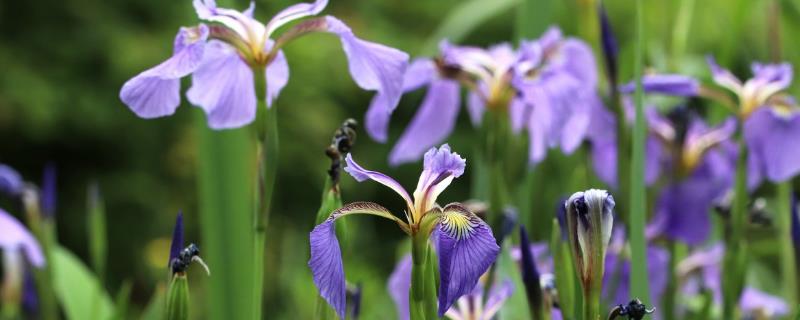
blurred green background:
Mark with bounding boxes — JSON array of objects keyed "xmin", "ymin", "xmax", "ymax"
[{"xmin": 1, "ymin": 0, "xmax": 799, "ymax": 318}]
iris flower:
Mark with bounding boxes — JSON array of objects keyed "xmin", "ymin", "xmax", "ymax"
[
  {"xmin": 645, "ymin": 109, "xmax": 737, "ymax": 244},
  {"xmin": 309, "ymin": 145, "xmax": 499, "ymax": 318},
  {"xmin": 707, "ymin": 57, "xmax": 800, "ymax": 187},
  {"xmin": 0, "ymin": 164, "xmax": 22, "ymax": 196},
  {"xmin": 0, "ymin": 208, "xmax": 44, "ymax": 308},
  {"xmin": 388, "ymin": 27, "xmax": 597, "ymax": 165},
  {"xmin": 120, "ymin": 0, "xmax": 408, "ymax": 137}
]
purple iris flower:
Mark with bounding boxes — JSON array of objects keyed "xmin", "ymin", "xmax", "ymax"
[
  {"xmin": 0, "ymin": 164, "xmax": 23, "ymax": 197},
  {"xmin": 309, "ymin": 145, "xmax": 499, "ymax": 318},
  {"xmin": 0, "ymin": 208, "xmax": 44, "ymax": 269},
  {"xmin": 678, "ymin": 244, "xmax": 789, "ymax": 318},
  {"xmin": 120, "ymin": 0, "xmax": 408, "ymax": 139},
  {"xmin": 707, "ymin": 57, "xmax": 800, "ymax": 187},
  {"xmin": 388, "ymin": 27, "xmax": 597, "ymax": 165},
  {"xmin": 645, "ymin": 111, "xmax": 737, "ymax": 244}
]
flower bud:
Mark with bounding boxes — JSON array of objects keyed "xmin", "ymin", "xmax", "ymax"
[{"xmin": 565, "ymin": 189, "xmax": 615, "ymax": 292}]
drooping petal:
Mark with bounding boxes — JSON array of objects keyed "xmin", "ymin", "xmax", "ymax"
[
  {"xmin": 482, "ymin": 279, "xmax": 514, "ymax": 320},
  {"xmin": 168, "ymin": 212, "xmax": 184, "ymax": 267},
  {"xmin": 0, "ymin": 164, "xmax": 23, "ymax": 196},
  {"xmin": 619, "ymin": 74, "xmax": 699, "ymax": 97},
  {"xmin": 388, "ymin": 255, "xmax": 412, "ymax": 320},
  {"xmin": 120, "ymin": 25, "xmax": 209, "ymax": 118},
  {"xmin": 324, "ymin": 16, "xmax": 409, "ymax": 142},
  {"xmin": 0, "ymin": 209, "xmax": 44, "ymax": 268},
  {"xmin": 264, "ymin": 0, "xmax": 328, "ymax": 38},
  {"xmin": 265, "ymin": 46, "xmax": 290, "ymax": 108},
  {"xmin": 466, "ymin": 88, "xmax": 486, "ymax": 126},
  {"xmin": 403, "ymin": 58, "xmax": 436, "ymax": 92},
  {"xmin": 706, "ymin": 55, "xmax": 743, "ymax": 93},
  {"xmin": 412, "ymin": 145, "xmax": 466, "ymax": 214},
  {"xmin": 435, "ymin": 203, "xmax": 499, "ymax": 316},
  {"xmin": 389, "ymin": 80, "xmax": 460, "ymax": 166},
  {"xmin": 187, "ymin": 41, "xmax": 257, "ymax": 129},
  {"xmin": 744, "ymin": 108, "xmax": 800, "ymax": 183},
  {"xmin": 309, "ymin": 219, "xmax": 346, "ymax": 319},
  {"xmin": 310, "ymin": 201, "xmax": 402, "ymax": 319},
  {"xmin": 343, "ymin": 154, "xmax": 414, "ymax": 209}
]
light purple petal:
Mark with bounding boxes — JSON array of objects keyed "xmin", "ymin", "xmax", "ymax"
[
  {"xmin": 324, "ymin": 16, "xmax": 409, "ymax": 142},
  {"xmin": 466, "ymin": 89, "xmax": 486, "ymax": 126},
  {"xmin": 120, "ymin": 25, "xmax": 208, "ymax": 118},
  {"xmin": 186, "ymin": 41, "xmax": 256, "ymax": 129},
  {"xmin": 435, "ymin": 203, "xmax": 499, "ymax": 316},
  {"xmin": 740, "ymin": 287, "xmax": 789, "ymax": 317},
  {"xmin": 308, "ymin": 220, "xmax": 346, "ymax": 319},
  {"xmin": 403, "ymin": 58, "xmax": 436, "ymax": 92},
  {"xmin": 343, "ymin": 153, "xmax": 414, "ymax": 209},
  {"xmin": 749, "ymin": 62, "xmax": 793, "ymax": 100},
  {"xmin": 388, "ymin": 254, "xmax": 412, "ymax": 320},
  {"xmin": 264, "ymin": 0, "xmax": 328, "ymax": 38},
  {"xmin": 509, "ymin": 97, "xmax": 529, "ymax": 134},
  {"xmin": 706, "ymin": 55, "xmax": 742, "ymax": 93},
  {"xmin": 619, "ymin": 74, "xmax": 699, "ymax": 97},
  {"xmin": 744, "ymin": 108, "xmax": 800, "ymax": 183},
  {"xmin": 526, "ymin": 87, "xmax": 552, "ymax": 164},
  {"xmin": 0, "ymin": 164, "xmax": 23, "ymax": 196},
  {"xmin": 389, "ymin": 80, "xmax": 460, "ymax": 166},
  {"xmin": 483, "ymin": 279, "xmax": 514, "ymax": 319},
  {"xmin": 603, "ymin": 244, "xmax": 669, "ymax": 306},
  {"xmin": 412, "ymin": 145, "xmax": 466, "ymax": 212},
  {"xmin": 0, "ymin": 209, "xmax": 44, "ymax": 268},
  {"xmin": 265, "ymin": 46, "xmax": 289, "ymax": 108},
  {"xmin": 193, "ymin": 0, "xmax": 264, "ymax": 43}
]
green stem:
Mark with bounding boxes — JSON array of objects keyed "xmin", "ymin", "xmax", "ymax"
[
  {"xmin": 252, "ymin": 67, "xmax": 279, "ymax": 319},
  {"xmin": 663, "ymin": 241, "xmax": 683, "ymax": 320},
  {"xmin": 410, "ymin": 235, "xmax": 429, "ymax": 320},
  {"xmin": 485, "ymin": 109, "xmax": 511, "ymax": 226},
  {"xmin": 669, "ymin": 0, "xmax": 695, "ymax": 70},
  {"xmin": 723, "ymin": 132, "xmax": 748, "ymax": 320},
  {"xmin": 628, "ymin": 0, "xmax": 651, "ymax": 304},
  {"xmin": 778, "ymin": 181, "xmax": 798, "ymax": 315},
  {"xmin": 22, "ymin": 193, "xmax": 58, "ymax": 320},
  {"xmin": 166, "ymin": 275, "xmax": 190, "ymax": 320},
  {"xmin": 582, "ymin": 286, "xmax": 600, "ymax": 320}
]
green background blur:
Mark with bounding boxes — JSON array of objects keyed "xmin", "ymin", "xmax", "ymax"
[{"xmin": 0, "ymin": 0, "xmax": 798, "ymax": 318}]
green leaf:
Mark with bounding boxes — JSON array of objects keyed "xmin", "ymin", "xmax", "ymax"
[
  {"xmin": 111, "ymin": 280, "xmax": 133, "ymax": 320},
  {"xmin": 628, "ymin": 0, "xmax": 651, "ymax": 304},
  {"xmin": 195, "ymin": 113, "xmax": 256, "ymax": 320},
  {"xmin": 52, "ymin": 245, "xmax": 114, "ymax": 320},
  {"xmin": 87, "ymin": 183, "xmax": 107, "ymax": 283},
  {"xmin": 140, "ymin": 284, "xmax": 165, "ymax": 320},
  {"xmin": 550, "ymin": 218, "xmax": 575, "ymax": 320},
  {"xmin": 420, "ymin": 0, "xmax": 520, "ymax": 55}
]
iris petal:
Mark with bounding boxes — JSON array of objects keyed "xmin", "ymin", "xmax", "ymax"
[
  {"xmin": 0, "ymin": 164, "xmax": 23, "ymax": 196},
  {"xmin": 412, "ymin": 145, "xmax": 466, "ymax": 214},
  {"xmin": 435, "ymin": 203, "xmax": 499, "ymax": 316},
  {"xmin": 388, "ymin": 255, "xmax": 412, "ymax": 320},
  {"xmin": 343, "ymin": 154, "xmax": 414, "ymax": 210},
  {"xmin": 120, "ymin": 25, "xmax": 208, "ymax": 119},
  {"xmin": 744, "ymin": 108, "xmax": 800, "ymax": 183},
  {"xmin": 0, "ymin": 209, "xmax": 44, "ymax": 268},
  {"xmin": 186, "ymin": 41, "xmax": 256, "ymax": 129},
  {"xmin": 309, "ymin": 220, "xmax": 346, "ymax": 319},
  {"xmin": 389, "ymin": 80, "xmax": 460, "ymax": 166},
  {"xmin": 324, "ymin": 16, "xmax": 409, "ymax": 142},
  {"xmin": 264, "ymin": 0, "xmax": 328, "ymax": 39}
]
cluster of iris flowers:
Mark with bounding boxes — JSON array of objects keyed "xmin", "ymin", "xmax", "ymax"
[{"xmin": 0, "ymin": 0, "xmax": 799, "ymax": 319}]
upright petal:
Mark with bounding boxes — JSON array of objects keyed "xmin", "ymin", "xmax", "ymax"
[
  {"xmin": 744, "ymin": 108, "xmax": 800, "ymax": 183},
  {"xmin": 120, "ymin": 25, "xmax": 209, "ymax": 118},
  {"xmin": 0, "ymin": 209, "xmax": 44, "ymax": 268},
  {"xmin": 193, "ymin": 0, "xmax": 265, "ymax": 43},
  {"xmin": 264, "ymin": 0, "xmax": 328, "ymax": 38},
  {"xmin": 324, "ymin": 16, "xmax": 409, "ymax": 142},
  {"xmin": 187, "ymin": 41, "xmax": 256, "ymax": 129},
  {"xmin": 389, "ymin": 80, "xmax": 460, "ymax": 166},
  {"xmin": 435, "ymin": 203, "xmax": 499, "ymax": 316},
  {"xmin": 706, "ymin": 55, "xmax": 742, "ymax": 94},
  {"xmin": 343, "ymin": 154, "xmax": 414, "ymax": 209},
  {"xmin": 748, "ymin": 62, "xmax": 793, "ymax": 106},
  {"xmin": 388, "ymin": 255, "xmax": 412, "ymax": 320},
  {"xmin": 0, "ymin": 164, "xmax": 23, "ymax": 196},
  {"xmin": 619, "ymin": 74, "xmax": 699, "ymax": 97},
  {"xmin": 412, "ymin": 145, "xmax": 466, "ymax": 214},
  {"xmin": 309, "ymin": 220, "xmax": 346, "ymax": 319},
  {"xmin": 265, "ymin": 46, "xmax": 290, "ymax": 108}
]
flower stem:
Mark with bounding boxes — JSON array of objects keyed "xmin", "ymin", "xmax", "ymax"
[
  {"xmin": 410, "ymin": 235, "xmax": 429, "ymax": 320},
  {"xmin": 252, "ymin": 68, "xmax": 279, "ymax": 319},
  {"xmin": 722, "ymin": 132, "xmax": 748, "ymax": 320},
  {"xmin": 777, "ymin": 181, "xmax": 798, "ymax": 315},
  {"xmin": 582, "ymin": 286, "xmax": 601, "ymax": 320},
  {"xmin": 628, "ymin": 0, "xmax": 651, "ymax": 304},
  {"xmin": 166, "ymin": 274, "xmax": 190, "ymax": 320}
]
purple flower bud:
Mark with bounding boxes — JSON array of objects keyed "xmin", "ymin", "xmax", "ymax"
[
  {"xmin": 40, "ymin": 163, "xmax": 57, "ymax": 218},
  {"xmin": 169, "ymin": 212, "xmax": 184, "ymax": 267},
  {"xmin": 519, "ymin": 225, "xmax": 543, "ymax": 316},
  {"xmin": 598, "ymin": 4, "xmax": 619, "ymax": 86}
]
